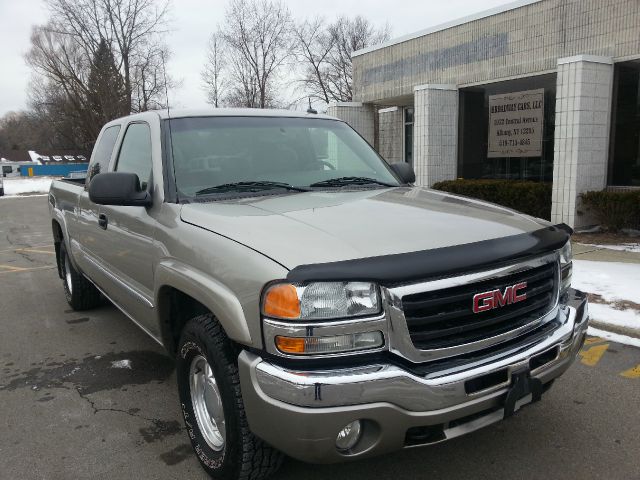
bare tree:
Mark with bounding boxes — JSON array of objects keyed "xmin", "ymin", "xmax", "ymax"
[
  {"xmin": 0, "ymin": 111, "xmax": 53, "ymax": 152},
  {"xmin": 40, "ymin": 0, "xmax": 171, "ymax": 110},
  {"xmin": 133, "ymin": 44, "xmax": 174, "ymax": 111},
  {"xmin": 24, "ymin": 0, "xmax": 172, "ymax": 150},
  {"xmin": 294, "ymin": 15, "xmax": 390, "ymax": 103},
  {"xmin": 207, "ymin": 0, "xmax": 292, "ymax": 108},
  {"xmin": 293, "ymin": 17, "xmax": 335, "ymax": 104},
  {"xmin": 202, "ymin": 33, "xmax": 227, "ymax": 107},
  {"xmin": 26, "ymin": 25, "xmax": 98, "ymax": 148},
  {"xmin": 100, "ymin": 0, "xmax": 171, "ymax": 110}
]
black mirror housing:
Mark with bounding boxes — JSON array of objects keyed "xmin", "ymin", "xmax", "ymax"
[
  {"xmin": 88, "ymin": 172, "xmax": 152, "ymax": 207},
  {"xmin": 390, "ymin": 162, "xmax": 416, "ymax": 184}
]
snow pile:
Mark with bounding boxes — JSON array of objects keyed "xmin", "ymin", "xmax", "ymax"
[
  {"xmin": 1, "ymin": 177, "xmax": 55, "ymax": 196},
  {"xmin": 587, "ymin": 327, "xmax": 640, "ymax": 348},
  {"xmin": 111, "ymin": 359, "xmax": 132, "ymax": 369},
  {"xmin": 582, "ymin": 243, "xmax": 640, "ymax": 254},
  {"xmin": 572, "ymin": 259, "xmax": 640, "ymax": 332}
]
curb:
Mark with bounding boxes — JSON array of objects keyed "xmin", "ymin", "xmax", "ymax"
[{"xmin": 588, "ymin": 320, "xmax": 640, "ymax": 340}]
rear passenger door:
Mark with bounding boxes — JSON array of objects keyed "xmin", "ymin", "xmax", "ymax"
[
  {"xmin": 70, "ymin": 124, "xmax": 121, "ymax": 278},
  {"xmin": 93, "ymin": 121, "xmax": 159, "ymax": 335}
]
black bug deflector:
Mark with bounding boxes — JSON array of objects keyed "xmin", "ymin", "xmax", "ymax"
[{"xmin": 287, "ymin": 224, "xmax": 572, "ymax": 285}]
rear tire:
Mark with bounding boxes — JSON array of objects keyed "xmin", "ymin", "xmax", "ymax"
[
  {"xmin": 176, "ymin": 313, "xmax": 284, "ymax": 480},
  {"xmin": 59, "ymin": 242, "xmax": 101, "ymax": 310}
]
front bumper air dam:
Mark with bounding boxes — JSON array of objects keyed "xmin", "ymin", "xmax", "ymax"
[{"xmin": 238, "ymin": 290, "xmax": 588, "ymax": 464}]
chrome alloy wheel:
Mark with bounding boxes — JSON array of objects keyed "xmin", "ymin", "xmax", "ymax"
[
  {"xmin": 190, "ymin": 355, "xmax": 226, "ymax": 451},
  {"xmin": 64, "ymin": 252, "xmax": 73, "ymax": 294}
]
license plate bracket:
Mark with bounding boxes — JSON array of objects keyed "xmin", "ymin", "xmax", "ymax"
[{"xmin": 503, "ymin": 368, "xmax": 543, "ymax": 418}]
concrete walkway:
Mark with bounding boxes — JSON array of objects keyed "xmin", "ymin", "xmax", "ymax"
[{"xmin": 573, "ymin": 243, "xmax": 640, "ymax": 264}]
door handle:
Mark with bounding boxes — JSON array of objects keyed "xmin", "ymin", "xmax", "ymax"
[{"xmin": 98, "ymin": 213, "xmax": 108, "ymax": 230}]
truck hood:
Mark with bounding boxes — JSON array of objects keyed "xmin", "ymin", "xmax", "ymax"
[{"xmin": 180, "ymin": 187, "xmax": 547, "ymax": 270}]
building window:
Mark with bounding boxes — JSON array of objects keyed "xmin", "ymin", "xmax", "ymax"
[
  {"xmin": 404, "ymin": 107, "xmax": 413, "ymax": 164},
  {"xmin": 458, "ymin": 73, "xmax": 556, "ymax": 182},
  {"xmin": 609, "ymin": 61, "xmax": 640, "ymax": 186}
]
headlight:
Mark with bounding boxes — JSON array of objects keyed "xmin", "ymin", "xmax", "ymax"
[
  {"xmin": 262, "ymin": 281, "xmax": 381, "ymax": 320},
  {"xmin": 559, "ymin": 240, "xmax": 572, "ymax": 293},
  {"xmin": 559, "ymin": 240, "xmax": 572, "ymax": 265}
]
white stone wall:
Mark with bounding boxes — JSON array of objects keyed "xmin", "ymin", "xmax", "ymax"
[
  {"xmin": 413, "ymin": 85, "xmax": 459, "ymax": 186},
  {"xmin": 551, "ymin": 55, "xmax": 614, "ymax": 228},
  {"xmin": 354, "ymin": 0, "xmax": 639, "ymax": 104},
  {"xmin": 378, "ymin": 106, "xmax": 404, "ymax": 164},
  {"xmin": 326, "ymin": 102, "xmax": 375, "ymax": 145}
]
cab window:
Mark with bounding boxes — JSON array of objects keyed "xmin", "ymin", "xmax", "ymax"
[
  {"xmin": 86, "ymin": 125, "xmax": 120, "ymax": 186},
  {"xmin": 115, "ymin": 123, "xmax": 153, "ymax": 190}
]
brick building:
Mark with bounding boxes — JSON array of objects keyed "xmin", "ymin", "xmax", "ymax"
[{"xmin": 328, "ymin": 0, "xmax": 640, "ymax": 227}]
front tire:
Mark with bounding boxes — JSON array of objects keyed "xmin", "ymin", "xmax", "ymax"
[
  {"xmin": 177, "ymin": 314, "xmax": 283, "ymax": 480},
  {"xmin": 59, "ymin": 242, "xmax": 101, "ymax": 310}
]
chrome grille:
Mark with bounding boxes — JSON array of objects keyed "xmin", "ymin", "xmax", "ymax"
[{"xmin": 402, "ymin": 262, "xmax": 558, "ymax": 350}]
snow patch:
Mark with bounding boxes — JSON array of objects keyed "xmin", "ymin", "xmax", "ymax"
[
  {"xmin": 0, "ymin": 194, "xmax": 48, "ymax": 199},
  {"xmin": 582, "ymin": 243, "xmax": 640, "ymax": 254},
  {"xmin": 572, "ymin": 260, "xmax": 640, "ymax": 304},
  {"xmin": 588, "ymin": 303, "xmax": 640, "ymax": 330},
  {"xmin": 1, "ymin": 177, "xmax": 54, "ymax": 196},
  {"xmin": 573, "ymin": 259, "xmax": 640, "ymax": 333},
  {"xmin": 111, "ymin": 359, "xmax": 132, "ymax": 369},
  {"xmin": 587, "ymin": 327, "xmax": 640, "ymax": 348},
  {"xmin": 63, "ymin": 366, "xmax": 81, "ymax": 378}
]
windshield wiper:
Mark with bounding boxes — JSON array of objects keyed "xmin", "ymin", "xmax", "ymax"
[
  {"xmin": 309, "ymin": 176, "xmax": 396, "ymax": 188},
  {"xmin": 195, "ymin": 181, "xmax": 310, "ymax": 196}
]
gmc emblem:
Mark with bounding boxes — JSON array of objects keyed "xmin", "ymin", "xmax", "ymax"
[{"xmin": 472, "ymin": 282, "xmax": 527, "ymax": 313}]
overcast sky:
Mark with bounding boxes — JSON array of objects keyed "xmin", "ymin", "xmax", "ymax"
[{"xmin": 0, "ymin": 0, "xmax": 512, "ymax": 116}]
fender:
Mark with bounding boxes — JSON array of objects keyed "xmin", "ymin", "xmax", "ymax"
[
  {"xmin": 154, "ymin": 259, "xmax": 252, "ymax": 345},
  {"xmin": 51, "ymin": 202, "xmax": 79, "ymax": 272}
]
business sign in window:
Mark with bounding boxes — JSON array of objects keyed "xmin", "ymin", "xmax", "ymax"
[{"xmin": 488, "ymin": 89, "xmax": 544, "ymax": 158}]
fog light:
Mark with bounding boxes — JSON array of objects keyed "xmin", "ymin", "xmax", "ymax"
[{"xmin": 335, "ymin": 420, "xmax": 362, "ymax": 451}]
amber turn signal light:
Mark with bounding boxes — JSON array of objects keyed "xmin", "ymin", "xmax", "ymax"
[
  {"xmin": 262, "ymin": 283, "xmax": 301, "ymax": 319},
  {"xmin": 275, "ymin": 336, "xmax": 306, "ymax": 354}
]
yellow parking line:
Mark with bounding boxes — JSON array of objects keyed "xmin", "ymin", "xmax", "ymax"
[
  {"xmin": 0, "ymin": 264, "xmax": 28, "ymax": 271},
  {"xmin": 583, "ymin": 337, "xmax": 605, "ymax": 346},
  {"xmin": 0, "ymin": 244, "xmax": 52, "ymax": 254},
  {"xmin": 15, "ymin": 248, "xmax": 55, "ymax": 255},
  {"xmin": 620, "ymin": 365, "xmax": 640, "ymax": 379},
  {"xmin": 0, "ymin": 266, "xmax": 54, "ymax": 275},
  {"xmin": 579, "ymin": 344, "xmax": 609, "ymax": 367}
]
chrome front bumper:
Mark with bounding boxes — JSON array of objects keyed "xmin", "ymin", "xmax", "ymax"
[{"xmin": 239, "ymin": 290, "xmax": 588, "ymax": 464}]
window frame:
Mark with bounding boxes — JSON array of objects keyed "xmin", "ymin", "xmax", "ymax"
[
  {"xmin": 164, "ymin": 115, "xmax": 400, "ymax": 202},
  {"xmin": 85, "ymin": 124, "xmax": 122, "ymax": 189},
  {"xmin": 403, "ymin": 107, "xmax": 414, "ymax": 165},
  {"xmin": 113, "ymin": 120, "xmax": 154, "ymax": 192}
]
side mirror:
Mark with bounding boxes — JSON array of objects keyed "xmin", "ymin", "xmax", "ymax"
[
  {"xmin": 88, "ymin": 172, "xmax": 152, "ymax": 207},
  {"xmin": 390, "ymin": 162, "xmax": 416, "ymax": 184}
]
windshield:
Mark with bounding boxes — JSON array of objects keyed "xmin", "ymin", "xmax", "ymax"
[{"xmin": 167, "ymin": 116, "xmax": 400, "ymax": 198}]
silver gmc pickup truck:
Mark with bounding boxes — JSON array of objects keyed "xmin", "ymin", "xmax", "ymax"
[{"xmin": 49, "ymin": 109, "xmax": 588, "ymax": 480}]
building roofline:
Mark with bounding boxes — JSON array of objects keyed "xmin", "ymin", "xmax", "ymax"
[{"xmin": 352, "ymin": 0, "xmax": 542, "ymax": 58}]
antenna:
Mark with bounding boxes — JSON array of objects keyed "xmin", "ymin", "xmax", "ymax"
[
  {"xmin": 160, "ymin": 51, "xmax": 171, "ymax": 119},
  {"xmin": 160, "ymin": 52, "xmax": 179, "ymax": 202},
  {"xmin": 306, "ymin": 98, "xmax": 317, "ymax": 114}
]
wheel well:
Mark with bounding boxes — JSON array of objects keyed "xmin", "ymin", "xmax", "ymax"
[
  {"xmin": 52, "ymin": 220, "xmax": 64, "ymax": 279},
  {"xmin": 158, "ymin": 286, "xmax": 209, "ymax": 356}
]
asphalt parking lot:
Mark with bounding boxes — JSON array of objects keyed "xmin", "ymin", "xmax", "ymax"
[{"xmin": 1, "ymin": 195, "xmax": 639, "ymax": 479}]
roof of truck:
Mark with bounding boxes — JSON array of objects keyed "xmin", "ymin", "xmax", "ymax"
[{"xmin": 154, "ymin": 108, "xmax": 338, "ymax": 121}]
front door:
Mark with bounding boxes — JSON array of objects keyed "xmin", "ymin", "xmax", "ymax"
[{"xmin": 94, "ymin": 122, "xmax": 159, "ymax": 337}]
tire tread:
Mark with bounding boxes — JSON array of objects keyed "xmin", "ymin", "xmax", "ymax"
[
  {"xmin": 184, "ymin": 314, "xmax": 283, "ymax": 480},
  {"xmin": 60, "ymin": 243, "xmax": 101, "ymax": 311}
]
